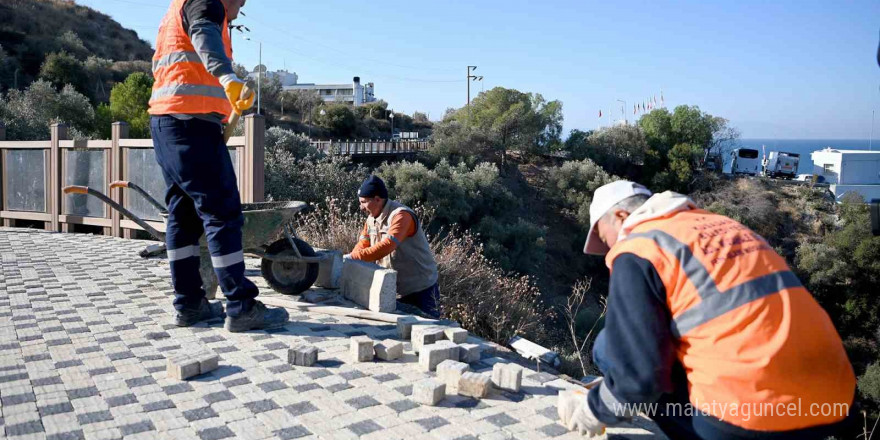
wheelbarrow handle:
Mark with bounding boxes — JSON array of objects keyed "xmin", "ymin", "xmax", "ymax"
[
  {"xmin": 61, "ymin": 185, "xmax": 166, "ymax": 242},
  {"xmin": 111, "ymin": 180, "xmax": 168, "ymax": 215},
  {"xmin": 223, "ymin": 82, "xmax": 254, "ymax": 144}
]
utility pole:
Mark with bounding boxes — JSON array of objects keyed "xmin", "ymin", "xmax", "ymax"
[{"xmin": 467, "ymin": 66, "xmax": 478, "ymax": 107}]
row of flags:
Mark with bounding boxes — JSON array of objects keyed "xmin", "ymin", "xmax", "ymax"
[{"xmin": 598, "ymin": 91, "xmax": 665, "ymax": 118}]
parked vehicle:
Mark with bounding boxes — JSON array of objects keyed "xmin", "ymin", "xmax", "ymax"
[
  {"xmin": 730, "ymin": 148, "xmax": 762, "ymax": 175},
  {"xmin": 763, "ymin": 151, "xmax": 800, "ymax": 179},
  {"xmin": 703, "ymin": 151, "xmax": 723, "ymax": 172}
]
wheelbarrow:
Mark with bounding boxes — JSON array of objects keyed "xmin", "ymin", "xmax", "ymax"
[{"xmin": 62, "ymin": 181, "xmax": 324, "ymax": 297}]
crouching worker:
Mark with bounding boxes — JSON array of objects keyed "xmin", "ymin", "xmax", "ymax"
[
  {"xmin": 346, "ymin": 176, "xmax": 440, "ymax": 318},
  {"xmin": 559, "ymin": 180, "xmax": 857, "ymax": 439}
]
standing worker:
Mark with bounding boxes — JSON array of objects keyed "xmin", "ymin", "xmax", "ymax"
[
  {"xmin": 346, "ymin": 176, "xmax": 440, "ymax": 318},
  {"xmin": 148, "ymin": 0, "xmax": 288, "ymax": 332},
  {"xmin": 558, "ymin": 180, "xmax": 856, "ymax": 439}
]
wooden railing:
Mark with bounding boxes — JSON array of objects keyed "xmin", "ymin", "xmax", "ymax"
[
  {"xmin": 0, "ymin": 115, "xmax": 265, "ymax": 238},
  {"xmin": 310, "ymin": 139, "xmax": 429, "ymax": 156}
]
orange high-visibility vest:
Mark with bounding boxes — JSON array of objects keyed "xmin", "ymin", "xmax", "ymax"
[
  {"xmin": 148, "ymin": 0, "xmax": 233, "ymax": 118},
  {"xmin": 605, "ymin": 206, "xmax": 855, "ymax": 431}
]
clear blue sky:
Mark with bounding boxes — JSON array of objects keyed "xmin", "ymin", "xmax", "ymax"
[{"xmin": 76, "ymin": 0, "xmax": 879, "ymax": 139}]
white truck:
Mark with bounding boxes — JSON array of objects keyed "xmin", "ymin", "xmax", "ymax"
[{"xmin": 763, "ymin": 151, "xmax": 800, "ymax": 179}]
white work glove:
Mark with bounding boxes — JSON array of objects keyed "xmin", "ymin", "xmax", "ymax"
[
  {"xmin": 558, "ymin": 389, "xmax": 606, "ymax": 437},
  {"xmin": 343, "ymin": 254, "xmax": 352, "ymax": 260}
]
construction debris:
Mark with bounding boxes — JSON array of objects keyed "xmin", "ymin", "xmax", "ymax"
[
  {"xmin": 374, "ymin": 339, "xmax": 403, "ymax": 361},
  {"xmin": 413, "ymin": 379, "xmax": 446, "ymax": 406},
  {"xmin": 350, "ymin": 336, "xmax": 374, "ymax": 362}
]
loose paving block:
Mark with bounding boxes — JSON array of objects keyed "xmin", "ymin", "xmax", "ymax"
[
  {"xmin": 340, "ymin": 259, "xmax": 397, "ymax": 312},
  {"xmin": 288, "ymin": 344, "xmax": 319, "ymax": 366},
  {"xmin": 350, "ymin": 336, "xmax": 374, "ymax": 362},
  {"xmin": 418, "ymin": 343, "xmax": 450, "ymax": 372},
  {"xmin": 396, "ymin": 316, "xmax": 419, "ymax": 339},
  {"xmin": 314, "ymin": 249, "xmax": 343, "ymax": 289},
  {"xmin": 458, "ymin": 372, "xmax": 492, "ymax": 398},
  {"xmin": 492, "ymin": 363, "xmax": 523, "ymax": 393},
  {"xmin": 166, "ymin": 353, "xmax": 199, "ymax": 380},
  {"xmin": 411, "ymin": 326, "xmax": 446, "ymax": 353},
  {"xmin": 412, "ymin": 379, "xmax": 445, "ymax": 406},
  {"xmin": 166, "ymin": 350, "xmax": 218, "ymax": 380},
  {"xmin": 459, "ymin": 343, "xmax": 482, "ymax": 363},
  {"xmin": 443, "ymin": 327, "xmax": 468, "ymax": 344},
  {"xmin": 436, "ymin": 360, "xmax": 469, "ymax": 392},
  {"xmin": 374, "ymin": 339, "xmax": 403, "ymax": 361},
  {"xmin": 433, "ymin": 340, "xmax": 460, "ymax": 362}
]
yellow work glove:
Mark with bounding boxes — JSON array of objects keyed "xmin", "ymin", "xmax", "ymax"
[
  {"xmin": 558, "ymin": 389, "xmax": 606, "ymax": 437},
  {"xmin": 223, "ymin": 78, "xmax": 255, "ymax": 114}
]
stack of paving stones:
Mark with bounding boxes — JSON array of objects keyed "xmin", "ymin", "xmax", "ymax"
[{"xmin": 0, "ymin": 228, "xmax": 659, "ymax": 439}]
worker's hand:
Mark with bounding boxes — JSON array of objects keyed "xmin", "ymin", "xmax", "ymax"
[
  {"xmin": 222, "ymin": 76, "xmax": 255, "ymax": 114},
  {"xmin": 558, "ymin": 389, "xmax": 606, "ymax": 437}
]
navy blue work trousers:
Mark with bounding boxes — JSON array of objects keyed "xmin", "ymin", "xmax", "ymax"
[
  {"xmin": 150, "ymin": 115, "xmax": 258, "ymax": 317},
  {"xmin": 399, "ymin": 282, "xmax": 441, "ymax": 319}
]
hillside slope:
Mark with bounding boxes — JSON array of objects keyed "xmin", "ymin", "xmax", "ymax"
[{"xmin": 0, "ymin": 0, "xmax": 153, "ymax": 84}]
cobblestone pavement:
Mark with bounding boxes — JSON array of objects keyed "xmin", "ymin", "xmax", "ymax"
[{"xmin": 0, "ymin": 228, "xmax": 662, "ymax": 440}]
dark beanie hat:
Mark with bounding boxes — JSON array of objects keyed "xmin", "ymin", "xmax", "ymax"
[{"xmin": 358, "ymin": 175, "xmax": 388, "ymax": 199}]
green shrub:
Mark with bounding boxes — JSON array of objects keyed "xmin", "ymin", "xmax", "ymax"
[
  {"xmin": 545, "ymin": 158, "xmax": 616, "ymax": 228},
  {"xmin": 859, "ymin": 362, "xmax": 880, "ymax": 404},
  {"xmin": 0, "ymin": 79, "xmax": 94, "ymax": 140}
]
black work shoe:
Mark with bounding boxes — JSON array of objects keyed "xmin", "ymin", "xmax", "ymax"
[
  {"xmin": 175, "ymin": 299, "xmax": 225, "ymax": 327},
  {"xmin": 224, "ymin": 301, "xmax": 289, "ymax": 333}
]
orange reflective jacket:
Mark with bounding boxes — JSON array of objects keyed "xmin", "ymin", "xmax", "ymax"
[
  {"xmin": 148, "ymin": 0, "xmax": 233, "ymax": 118},
  {"xmin": 605, "ymin": 193, "xmax": 855, "ymax": 432}
]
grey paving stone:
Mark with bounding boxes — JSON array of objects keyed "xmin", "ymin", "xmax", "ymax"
[
  {"xmin": 324, "ymin": 383, "xmax": 352, "ymax": 393},
  {"xmin": 275, "ymin": 425, "xmax": 312, "ymax": 440},
  {"xmin": 536, "ymin": 405, "xmax": 557, "ymax": 420},
  {"xmin": 107, "ymin": 394, "xmax": 138, "ymax": 407},
  {"xmin": 6, "ymin": 420, "xmax": 45, "ymax": 436},
  {"xmin": 76, "ymin": 410, "xmax": 113, "ymax": 425},
  {"xmin": 345, "ymin": 395, "xmax": 380, "ymax": 409},
  {"xmin": 24, "ymin": 353, "xmax": 52, "ymax": 362},
  {"xmin": 0, "ymin": 372, "xmax": 29, "ymax": 383},
  {"xmin": 183, "ymin": 406, "xmax": 218, "ymax": 422},
  {"xmin": 162, "ymin": 382, "xmax": 194, "ymax": 395},
  {"xmin": 143, "ymin": 400, "xmax": 175, "ymax": 412},
  {"xmin": 39, "ymin": 402, "xmax": 74, "ymax": 416},
  {"xmin": 54, "ymin": 359, "xmax": 84, "ymax": 369},
  {"xmin": 222, "ymin": 377, "xmax": 251, "ymax": 388},
  {"xmin": 415, "ymin": 416, "xmax": 450, "ymax": 431},
  {"xmin": 252, "ymin": 353, "xmax": 278, "ymax": 362},
  {"xmin": 197, "ymin": 426, "xmax": 235, "ymax": 440},
  {"xmin": 339, "ymin": 370, "xmax": 367, "ymax": 381},
  {"xmin": 305, "ymin": 370, "xmax": 331, "ymax": 380},
  {"xmin": 267, "ymin": 364, "xmax": 293, "ymax": 374},
  {"xmin": 485, "ymin": 413, "xmax": 519, "ymax": 427},
  {"xmin": 374, "ymin": 373, "xmax": 400, "ymax": 383},
  {"xmin": 347, "ymin": 420, "xmax": 383, "ymax": 436},
  {"xmin": 46, "ymin": 429, "xmax": 85, "ymax": 440},
  {"xmin": 203, "ymin": 390, "xmax": 235, "ymax": 404},
  {"xmin": 119, "ymin": 420, "xmax": 155, "ymax": 436},
  {"xmin": 292, "ymin": 383, "xmax": 320, "ymax": 393},
  {"xmin": 284, "ymin": 401, "xmax": 318, "ymax": 416},
  {"xmin": 539, "ymin": 423, "xmax": 569, "ymax": 437},
  {"xmin": 244, "ymin": 399, "xmax": 280, "ymax": 414},
  {"xmin": 32, "ymin": 376, "xmax": 63, "ymax": 386},
  {"xmin": 257, "ymin": 380, "xmax": 288, "ymax": 393},
  {"xmin": 388, "ymin": 399, "xmax": 419, "ymax": 413},
  {"xmin": 88, "ymin": 367, "xmax": 116, "ymax": 376},
  {"xmin": 67, "ymin": 386, "xmax": 99, "ymax": 400},
  {"xmin": 125, "ymin": 376, "xmax": 156, "ymax": 388}
]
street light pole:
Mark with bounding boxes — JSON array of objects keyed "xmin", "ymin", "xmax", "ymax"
[
  {"xmin": 466, "ymin": 66, "xmax": 478, "ymax": 107},
  {"xmin": 389, "ymin": 109, "xmax": 395, "ymax": 141},
  {"xmin": 243, "ymin": 36, "xmax": 262, "ymax": 115}
]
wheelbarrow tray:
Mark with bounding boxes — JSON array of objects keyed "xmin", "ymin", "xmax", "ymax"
[{"xmin": 240, "ymin": 201, "xmax": 308, "ymax": 251}]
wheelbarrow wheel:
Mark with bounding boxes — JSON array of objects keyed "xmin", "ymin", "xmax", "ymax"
[{"xmin": 260, "ymin": 238, "xmax": 319, "ymax": 295}]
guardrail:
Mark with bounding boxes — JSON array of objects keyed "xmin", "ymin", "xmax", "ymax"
[
  {"xmin": 310, "ymin": 139, "xmax": 429, "ymax": 156},
  {"xmin": 0, "ymin": 116, "xmax": 265, "ymax": 238}
]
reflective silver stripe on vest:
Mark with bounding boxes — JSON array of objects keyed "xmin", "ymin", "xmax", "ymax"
[
  {"xmin": 150, "ymin": 84, "xmax": 226, "ymax": 101},
  {"xmin": 624, "ymin": 231, "xmax": 802, "ymax": 338},
  {"xmin": 211, "ymin": 250, "xmax": 244, "ymax": 268},
  {"xmin": 152, "ymin": 51, "xmax": 201, "ymax": 72},
  {"xmin": 167, "ymin": 245, "xmax": 200, "ymax": 262},
  {"xmin": 672, "ymin": 271, "xmax": 803, "ymax": 337}
]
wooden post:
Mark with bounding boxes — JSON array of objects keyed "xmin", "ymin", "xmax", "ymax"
[
  {"xmin": 111, "ymin": 122, "xmax": 129, "ymax": 237},
  {"xmin": 244, "ymin": 114, "xmax": 265, "ymax": 203},
  {"xmin": 50, "ymin": 123, "xmax": 68, "ymax": 232}
]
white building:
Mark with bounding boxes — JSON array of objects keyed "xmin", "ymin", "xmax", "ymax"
[
  {"xmin": 811, "ymin": 148, "xmax": 880, "ymax": 202},
  {"xmin": 283, "ymin": 76, "xmax": 376, "ymax": 107},
  {"xmin": 247, "ymin": 66, "xmax": 298, "ymax": 87}
]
